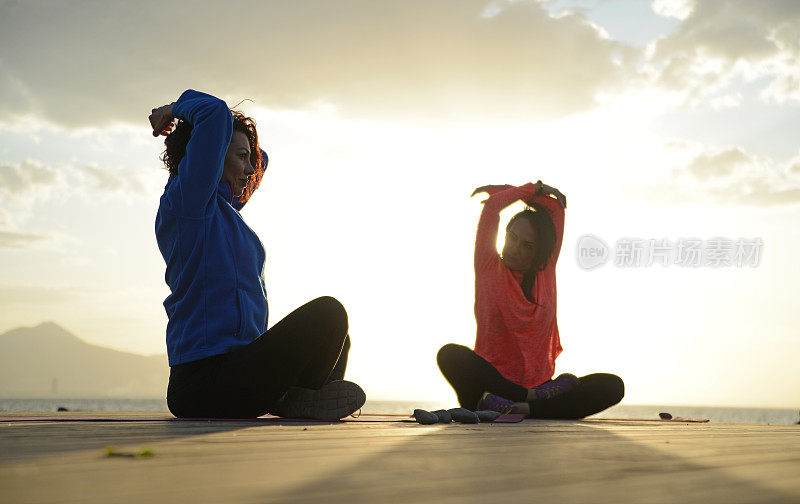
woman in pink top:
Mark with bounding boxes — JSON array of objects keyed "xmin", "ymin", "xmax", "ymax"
[{"xmin": 437, "ymin": 181, "xmax": 623, "ymax": 418}]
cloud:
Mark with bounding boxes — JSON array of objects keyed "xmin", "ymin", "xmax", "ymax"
[
  {"xmin": 0, "ymin": 63, "xmax": 37, "ymax": 119},
  {"xmin": 0, "ymin": 159, "xmax": 158, "ymax": 248},
  {"xmin": 651, "ymin": 0, "xmax": 695, "ymax": 20},
  {"xmin": 649, "ymin": 0, "xmax": 800, "ymax": 105},
  {"xmin": 0, "ymin": 231, "xmax": 48, "ymax": 249},
  {"xmin": 0, "ymin": 158, "xmax": 154, "ymax": 203},
  {"xmin": 0, "ymin": 159, "xmax": 60, "ymax": 195},
  {"xmin": 78, "ymin": 164, "xmax": 149, "ymax": 196},
  {"xmin": 686, "ymin": 147, "xmax": 750, "ymax": 181},
  {"xmin": 0, "ymin": 0, "xmax": 633, "ymax": 127},
  {"xmin": 709, "ymin": 92, "xmax": 741, "ymax": 109},
  {"xmin": 667, "ymin": 145, "xmax": 800, "ymax": 205}
]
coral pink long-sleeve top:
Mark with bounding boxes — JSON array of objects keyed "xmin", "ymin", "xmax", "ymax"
[{"xmin": 473, "ymin": 183, "xmax": 565, "ymax": 389}]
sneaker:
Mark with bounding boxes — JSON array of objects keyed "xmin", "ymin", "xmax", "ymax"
[
  {"xmin": 532, "ymin": 373, "xmax": 579, "ymax": 400},
  {"xmin": 270, "ymin": 380, "xmax": 366, "ymax": 421},
  {"xmin": 475, "ymin": 392, "xmax": 521, "ymax": 415}
]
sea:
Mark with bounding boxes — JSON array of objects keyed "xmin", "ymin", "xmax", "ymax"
[{"xmin": 1, "ymin": 398, "xmax": 798, "ymax": 425}]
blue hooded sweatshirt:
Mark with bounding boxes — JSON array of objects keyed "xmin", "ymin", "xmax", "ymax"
[{"xmin": 155, "ymin": 89, "xmax": 268, "ymax": 366}]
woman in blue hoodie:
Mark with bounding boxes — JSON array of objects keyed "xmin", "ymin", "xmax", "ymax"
[{"xmin": 151, "ymin": 90, "xmax": 365, "ymax": 419}]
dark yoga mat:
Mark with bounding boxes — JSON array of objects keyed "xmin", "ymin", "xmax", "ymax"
[{"xmin": 0, "ymin": 413, "xmax": 526, "ymax": 423}]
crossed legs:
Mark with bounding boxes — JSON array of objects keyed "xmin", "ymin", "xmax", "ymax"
[
  {"xmin": 437, "ymin": 343, "xmax": 624, "ymax": 419},
  {"xmin": 168, "ymin": 296, "xmax": 351, "ymax": 418}
]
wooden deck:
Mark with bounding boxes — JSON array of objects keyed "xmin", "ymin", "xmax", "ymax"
[{"xmin": 1, "ymin": 412, "xmax": 799, "ymax": 503}]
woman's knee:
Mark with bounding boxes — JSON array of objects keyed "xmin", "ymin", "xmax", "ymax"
[
  {"xmin": 436, "ymin": 343, "xmax": 470, "ymax": 370},
  {"xmin": 311, "ymin": 295, "xmax": 346, "ymax": 314},
  {"xmin": 310, "ymin": 296, "xmax": 348, "ymax": 333},
  {"xmin": 582, "ymin": 373, "xmax": 624, "ymax": 405},
  {"xmin": 609, "ymin": 374, "xmax": 625, "ymax": 404},
  {"xmin": 611, "ymin": 375, "xmax": 625, "ymax": 404}
]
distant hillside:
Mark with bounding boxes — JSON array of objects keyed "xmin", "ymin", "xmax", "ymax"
[{"xmin": 0, "ymin": 322, "xmax": 168, "ymax": 398}]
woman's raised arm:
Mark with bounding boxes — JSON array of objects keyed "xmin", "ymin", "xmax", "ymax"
[
  {"xmin": 473, "ymin": 182, "xmax": 566, "ymax": 271},
  {"xmin": 157, "ymin": 90, "xmax": 233, "ymax": 216},
  {"xmin": 525, "ymin": 180, "xmax": 566, "ymax": 266},
  {"xmin": 474, "ymin": 183, "xmax": 533, "ymax": 271}
]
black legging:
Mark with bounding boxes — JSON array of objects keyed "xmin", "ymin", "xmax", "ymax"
[
  {"xmin": 167, "ymin": 296, "xmax": 350, "ymax": 418},
  {"xmin": 437, "ymin": 343, "xmax": 624, "ymax": 419}
]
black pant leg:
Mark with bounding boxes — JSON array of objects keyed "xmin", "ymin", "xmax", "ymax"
[
  {"xmin": 529, "ymin": 373, "xmax": 624, "ymax": 419},
  {"xmin": 167, "ymin": 296, "xmax": 349, "ymax": 419},
  {"xmin": 167, "ymin": 354, "xmax": 244, "ymax": 418},
  {"xmin": 437, "ymin": 343, "xmax": 528, "ymax": 410},
  {"xmin": 230, "ymin": 295, "xmax": 349, "ymax": 390},
  {"xmin": 327, "ymin": 334, "xmax": 350, "ymax": 382}
]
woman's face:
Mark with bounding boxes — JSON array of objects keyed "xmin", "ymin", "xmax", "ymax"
[
  {"xmin": 502, "ymin": 218, "xmax": 537, "ymax": 272},
  {"xmin": 221, "ymin": 131, "xmax": 255, "ymax": 197}
]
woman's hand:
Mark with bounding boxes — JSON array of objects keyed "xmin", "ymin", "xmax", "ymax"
[
  {"xmin": 532, "ymin": 180, "xmax": 567, "ymax": 209},
  {"xmin": 471, "ymin": 185, "xmax": 506, "ymax": 197},
  {"xmin": 149, "ymin": 102, "xmax": 176, "ymax": 137}
]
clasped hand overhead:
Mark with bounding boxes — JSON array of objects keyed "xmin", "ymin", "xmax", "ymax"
[
  {"xmin": 471, "ymin": 181, "xmax": 566, "ymax": 209},
  {"xmin": 149, "ymin": 102, "xmax": 176, "ymax": 137}
]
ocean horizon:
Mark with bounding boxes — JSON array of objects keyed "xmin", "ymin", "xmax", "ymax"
[{"xmin": 1, "ymin": 398, "xmax": 798, "ymax": 425}]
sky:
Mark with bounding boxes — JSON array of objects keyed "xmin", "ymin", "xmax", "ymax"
[{"xmin": 1, "ymin": 0, "xmax": 799, "ymax": 408}]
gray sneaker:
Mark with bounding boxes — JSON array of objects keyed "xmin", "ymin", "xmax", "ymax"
[{"xmin": 270, "ymin": 380, "xmax": 366, "ymax": 421}]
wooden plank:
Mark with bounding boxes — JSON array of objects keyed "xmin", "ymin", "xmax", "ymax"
[{"xmin": 1, "ymin": 412, "xmax": 799, "ymax": 503}]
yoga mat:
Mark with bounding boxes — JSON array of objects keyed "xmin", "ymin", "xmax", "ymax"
[
  {"xmin": 0, "ymin": 414, "xmax": 406, "ymax": 424},
  {"xmin": 490, "ymin": 413, "xmax": 525, "ymax": 423},
  {"xmin": 596, "ymin": 417, "xmax": 710, "ymax": 423},
  {"xmin": 398, "ymin": 413, "xmax": 525, "ymax": 424},
  {"xmin": 1, "ymin": 413, "xmax": 526, "ymax": 424}
]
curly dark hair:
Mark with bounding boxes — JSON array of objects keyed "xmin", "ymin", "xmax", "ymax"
[
  {"xmin": 160, "ymin": 110, "xmax": 266, "ymax": 204},
  {"xmin": 505, "ymin": 204, "xmax": 556, "ymax": 306}
]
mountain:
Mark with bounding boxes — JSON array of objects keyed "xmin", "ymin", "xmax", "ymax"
[{"xmin": 0, "ymin": 322, "xmax": 168, "ymax": 398}]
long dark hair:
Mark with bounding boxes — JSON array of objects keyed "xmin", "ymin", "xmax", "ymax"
[
  {"xmin": 505, "ymin": 204, "xmax": 556, "ymax": 304},
  {"xmin": 160, "ymin": 111, "xmax": 266, "ymax": 204}
]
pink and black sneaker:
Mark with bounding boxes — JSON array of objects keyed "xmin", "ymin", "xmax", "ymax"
[
  {"xmin": 532, "ymin": 373, "xmax": 580, "ymax": 400},
  {"xmin": 475, "ymin": 392, "xmax": 521, "ymax": 414}
]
